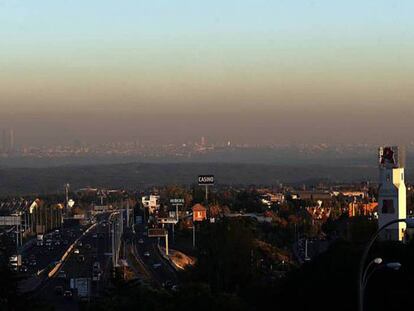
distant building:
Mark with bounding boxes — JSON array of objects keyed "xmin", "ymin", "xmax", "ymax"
[
  {"xmin": 142, "ymin": 195, "xmax": 160, "ymax": 214},
  {"xmin": 334, "ymin": 191, "xmax": 366, "ymax": 200},
  {"xmin": 192, "ymin": 204, "xmax": 207, "ymax": 222},
  {"xmin": 2, "ymin": 128, "xmax": 14, "ymax": 153},
  {"xmin": 378, "ymin": 146, "xmax": 406, "ymax": 241},
  {"xmin": 261, "ymin": 193, "xmax": 285, "ymax": 207},
  {"xmin": 348, "ymin": 202, "xmax": 378, "ymax": 217},
  {"xmin": 295, "ymin": 191, "xmax": 332, "ymax": 201}
]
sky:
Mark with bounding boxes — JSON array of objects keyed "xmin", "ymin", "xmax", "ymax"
[{"xmin": 1, "ymin": 0, "xmax": 414, "ymax": 145}]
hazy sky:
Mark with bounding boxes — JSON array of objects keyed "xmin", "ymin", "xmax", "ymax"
[{"xmin": 1, "ymin": 1, "xmax": 414, "ymax": 145}]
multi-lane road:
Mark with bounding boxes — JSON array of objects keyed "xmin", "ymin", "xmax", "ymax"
[
  {"xmin": 17, "ymin": 211, "xmax": 179, "ymax": 310},
  {"xmin": 131, "ymin": 222, "xmax": 178, "ymax": 289},
  {"xmin": 30, "ymin": 213, "xmax": 112, "ymax": 310}
]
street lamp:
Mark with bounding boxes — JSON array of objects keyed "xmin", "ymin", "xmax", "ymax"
[
  {"xmin": 358, "ymin": 218, "xmax": 414, "ymax": 311},
  {"xmin": 361, "ymin": 257, "xmax": 401, "ymax": 290}
]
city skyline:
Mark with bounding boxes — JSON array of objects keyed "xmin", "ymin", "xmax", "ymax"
[{"xmin": 1, "ymin": 1, "xmax": 414, "ymax": 145}]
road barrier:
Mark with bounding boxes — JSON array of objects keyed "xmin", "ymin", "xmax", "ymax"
[{"xmin": 48, "ymin": 223, "xmax": 97, "ymax": 278}]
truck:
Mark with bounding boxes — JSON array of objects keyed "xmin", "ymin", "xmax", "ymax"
[{"xmin": 36, "ymin": 234, "xmax": 44, "ymax": 246}]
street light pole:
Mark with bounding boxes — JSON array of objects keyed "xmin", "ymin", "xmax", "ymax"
[{"xmin": 358, "ymin": 218, "xmax": 414, "ymax": 311}]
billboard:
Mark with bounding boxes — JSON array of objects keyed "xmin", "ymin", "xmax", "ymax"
[
  {"xmin": 379, "ymin": 146, "xmax": 405, "ymax": 169},
  {"xmin": 198, "ymin": 175, "xmax": 215, "ymax": 186},
  {"xmin": 170, "ymin": 198, "xmax": 185, "ymax": 204},
  {"xmin": 148, "ymin": 228, "xmax": 168, "ymax": 237},
  {"xmin": 0, "ymin": 216, "xmax": 21, "ymax": 226}
]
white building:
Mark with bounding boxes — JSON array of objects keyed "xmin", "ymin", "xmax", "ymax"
[
  {"xmin": 378, "ymin": 146, "xmax": 406, "ymax": 241},
  {"xmin": 142, "ymin": 195, "xmax": 160, "ymax": 214}
]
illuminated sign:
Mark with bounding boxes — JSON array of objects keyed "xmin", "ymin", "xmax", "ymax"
[{"xmin": 198, "ymin": 175, "xmax": 215, "ymax": 186}]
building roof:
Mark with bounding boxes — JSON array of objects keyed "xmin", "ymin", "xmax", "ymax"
[{"xmin": 192, "ymin": 204, "xmax": 207, "ymax": 212}]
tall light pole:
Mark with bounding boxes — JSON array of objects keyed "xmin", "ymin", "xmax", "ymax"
[
  {"xmin": 361, "ymin": 257, "xmax": 401, "ymax": 294},
  {"xmin": 358, "ymin": 218, "xmax": 414, "ymax": 311}
]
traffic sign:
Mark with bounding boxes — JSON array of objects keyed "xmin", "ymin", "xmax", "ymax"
[
  {"xmin": 148, "ymin": 228, "xmax": 168, "ymax": 237},
  {"xmin": 170, "ymin": 198, "xmax": 185, "ymax": 204}
]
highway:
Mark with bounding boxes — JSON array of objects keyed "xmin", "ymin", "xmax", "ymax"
[
  {"xmin": 20, "ymin": 225, "xmax": 84, "ymax": 275},
  {"xmin": 132, "ymin": 223, "xmax": 178, "ymax": 289},
  {"xmin": 18, "ymin": 210, "xmax": 178, "ymax": 310},
  {"xmin": 34, "ymin": 213, "xmax": 112, "ymax": 310}
]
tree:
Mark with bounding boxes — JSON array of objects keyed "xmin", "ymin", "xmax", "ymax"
[{"xmin": 191, "ymin": 218, "xmax": 256, "ymax": 293}]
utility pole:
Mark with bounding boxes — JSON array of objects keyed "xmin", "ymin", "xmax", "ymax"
[
  {"xmin": 192, "ymin": 223, "xmax": 196, "ymax": 248},
  {"xmin": 170, "ymin": 200, "xmax": 183, "ymax": 244},
  {"xmin": 64, "ymin": 183, "xmax": 70, "ymax": 216},
  {"xmin": 165, "ymin": 233, "xmax": 169, "ymax": 256},
  {"xmin": 172, "ymin": 222, "xmax": 175, "ymax": 244},
  {"xmin": 111, "ymin": 221, "xmax": 116, "ymax": 267},
  {"xmin": 305, "ymin": 239, "xmax": 309, "ymax": 261},
  {"xmin": 205, "ymin": 185, "xmax": 209, "ymax": 204},
  {"xmin": 126, "ymin": 201, "xmax": 130, "ymax": 228}
]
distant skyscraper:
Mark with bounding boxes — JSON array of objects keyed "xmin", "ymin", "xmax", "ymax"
[
  {"xmin": 9, "ymin": 129, "xmax": 14, "ymax": 152},
  {"xmin": 1, "ymin": 129, "xmax": 5, "ymax": 152},
  {"xmin": 2, "ymin": 128, "xmax": 14, "ymax": 153},
  {"xmin": 201, "ymin": 136, "xmax": 206, "ymax": 146},
  {"xmin": 378, "ymin": 146, "xmax": 406, "ymax": 241}
]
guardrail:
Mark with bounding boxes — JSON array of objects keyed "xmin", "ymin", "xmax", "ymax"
[
  {"xmin": 48, "ymin": 223, "xmax": 97, "ymax": 278},
  {"xmin": 156, "ymin": 244, "xmax": 181, "ymax": 272}
]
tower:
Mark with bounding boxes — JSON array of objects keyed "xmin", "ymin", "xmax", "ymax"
[
  {"xmin": 378, "ymin": 146, "xmax": 406, "ymax": 241},
  {"xmin": 9, "ymin": 129, "xmax": 14, "ymax": 152},
  {"xmin": 2, "ymin": 128, "xmax": 14, "ymax": 153}
]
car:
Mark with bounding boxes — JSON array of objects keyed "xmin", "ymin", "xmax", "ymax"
[
  {"xmin": 63, "ymin": 290, "xmax": 73, "ymax": 298},
  {"xmin": 20, "ymin": 265, "xmax": 28, "ymax": 273},
  {"xmin": 74, "ymin": 249, "xmax": 80, "ymax": 254},
  {"xmin": 92, "ymin": 234, "xmax": 98, "ymax": 238},
  {"xmin": 138, "ymin": 239, "xmax": 144, "ymax": 244},
  {"xmin": 143, "ymin": 251, "xmax": 150, "ymax": 257},
  {"xmin": 54, "ymin": 241, "xmax": 61, "ymax": 246},
  {"xmin": 29, "ymin": 260, "xmax": 37, "ymax": 267},
  {"xmin": 152, "ymin": 263, "xmax": 162, "ymax": 269},
  {"xmin": 55, "ymin": 286, "xmax": 64, "ymax": 295},
  {"xmin": 77, "ymin": 255, "xmax": 85, "ymax": 262}
]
